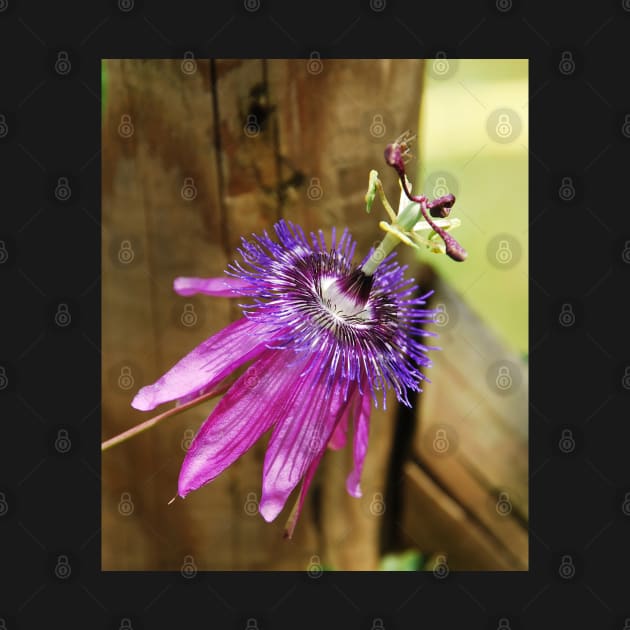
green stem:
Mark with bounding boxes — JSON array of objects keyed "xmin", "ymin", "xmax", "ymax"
[{"xmin": 360, "ymin": 231, "xmax": 401, "ymax": 276}]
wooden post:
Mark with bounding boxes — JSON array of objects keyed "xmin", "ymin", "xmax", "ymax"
[{"xmin": 102, "ymin": 59, "xmax": 425, "ymax": 570}]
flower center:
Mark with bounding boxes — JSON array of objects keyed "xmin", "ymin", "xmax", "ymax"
[{"xmin": 319, "ymin": 276, "xmax": 371, "ymax": 323}]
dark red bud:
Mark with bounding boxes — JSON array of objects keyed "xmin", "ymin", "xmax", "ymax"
[
  {"xmin": 384, "ymin": 144, "xmax": 405, "ymax": 177},
  {"xmin": 444, "ymin": 234, "xmax": 468, "ymax": 262},
  {"xmin": 385, "ymin": 135, "xmax": 467, "ymax": 264},
  {"xmin": 428, "ymin": 194, "xmax": 455, "ymax": 217}
]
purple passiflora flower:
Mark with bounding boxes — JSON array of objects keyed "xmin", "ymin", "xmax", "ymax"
[{"xmin": 132, "ymin": 219, "xmax": 437, "ymax": 536}]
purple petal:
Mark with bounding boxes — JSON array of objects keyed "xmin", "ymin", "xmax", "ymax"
[
  {"xmin": 178, "ymin": 349, "xmax": 310, "ymax": 497},
  {"xmin": 346, "ymin": 393, "xmax": 372, "ymax": 498},
  {"xmin": 283, "ymin": 383, "xmax": 364, "ymax": 536},
  {"xmin": 131, "ymin": 317, "xmax": 273, "ymax": 411},
  {"xmin": 283, "ymin": 447, "xmax": 326, "ymax": 539},
  {"xmin": 173, "ymin": 276, "xmax": 253, "ymax": 297},
  {"xmin": 328, "ymin": 391, "xmax": 359, "ymax": 450},
  {"xmin": 259, "ymin": 367, "xmax": 356, "ymax": 522}
]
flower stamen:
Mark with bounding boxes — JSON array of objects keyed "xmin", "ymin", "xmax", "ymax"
[
  {"xmin": 384, "ymin": 133, "xmax": 467, "ymax": 262},
  {"xmin": 361, "ymin": 131, "xmax": 467, "ymax": 275}
]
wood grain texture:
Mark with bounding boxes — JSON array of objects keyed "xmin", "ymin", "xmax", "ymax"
[
  {"xmin": 102, "ymin": 59, "xmax": 425, "ymax": 570},
  {"xmin": 405, "ymin": 274, "xmax": 528, "ymax": 570},
  {"xmin": 401, "ymin": 463, "xmax": 517, "ymax": 571}
]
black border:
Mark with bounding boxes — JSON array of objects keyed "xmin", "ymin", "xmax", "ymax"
[{"xmin": 2, "ymin": 1, "xmax": 630, "ymax": 628}]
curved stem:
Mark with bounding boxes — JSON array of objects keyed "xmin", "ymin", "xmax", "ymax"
[
  {"xmin": 101, "ymin": 379, "xmax": 234, "ymax": 452},
  {"xmin": 399, "ymin": 176, "xmax": 467, "ymax": 262},
  {"xmin": 385, "ymin": 139, "xmax": 467, "ymax": 262}
]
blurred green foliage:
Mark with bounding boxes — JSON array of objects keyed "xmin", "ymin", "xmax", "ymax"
[
  {"xmin": 378, "ymin": 549, "xmax": 424, "ymax": 571},
  {"xmin": 418, "ymin": 59, "xmax": 528, "ymax": 355}
]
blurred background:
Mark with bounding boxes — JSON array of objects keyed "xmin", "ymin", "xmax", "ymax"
[
  {"xmin": 101, "ymin": 58, "xmax": 528, "ymax": 571},
  {"xmin": 419, "ymin": 59, "xmax": 528, "ymax": 357}
]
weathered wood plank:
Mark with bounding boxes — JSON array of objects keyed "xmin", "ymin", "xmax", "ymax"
[
  {"xmin": 102, "ymin": 58, "xmax": 426, "ymax": 570},
  {"xmin": 401, "ymin": 462, "xmax": 519, "ymax": 571},
  {"xmin": 406, "ymin": 272, "xmax": 528, "ymax": 569}
]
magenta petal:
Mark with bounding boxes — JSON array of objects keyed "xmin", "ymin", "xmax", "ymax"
[
  {"xmin": 346, "ymin": 393, "xmax": 372, "ymax": 498},
  {"xmin": 178, "ymin": 350, "xmax": 308, "ymax": 497},
  {"xmin": 131, "ymin": 317, "xmax": 272, "ymax": 411},
  {"xmin": 259, "ymin": 368, "xmax": 356, "ymax": 522},
  {"xmin": 328, "ymin": 390, "xmax": 358, "ymax": 450},
  {"xmin": 284, "ymin": 388, "xmax": 359, "ymax": 531},
  {"xmin": 283, "ymin": 447, "xmax": 326, "ymax": 539},
  {"xmin": 173, "ymin": 276, "xmax": 253, "ymax": 297}
]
